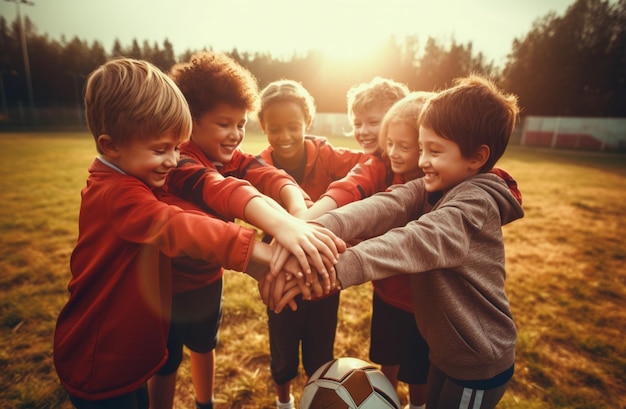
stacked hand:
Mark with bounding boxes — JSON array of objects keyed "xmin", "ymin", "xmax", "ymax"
[{"xmin": 260, "ymin": 223, "xmax": 345, "ymax": 313}]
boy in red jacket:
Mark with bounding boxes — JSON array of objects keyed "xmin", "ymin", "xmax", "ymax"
[
  {"xmin": 155, "ymin": 52, "xmax": 341, "ymax": 409},
  {"xmin": 53, "ymin": 58, "xmax": 312, "ymax": 409}
]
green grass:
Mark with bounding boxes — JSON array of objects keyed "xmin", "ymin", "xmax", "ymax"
[{"xmin": 1, "ymin": 131, "xmax": 625, "ymax": 408}]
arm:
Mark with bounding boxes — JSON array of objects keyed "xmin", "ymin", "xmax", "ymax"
[
  {"xmin": 225, "ymin": 150, "xmax": 312, "ymax": 214},
  {"xmin": 314, "ymin": 179, "xmax": 426, "ymax": 243},
  {"xmin": 321, "ymin": 155, "xmax": 389, "ymax": 206},
  {"xmin": 302, "ymin": 155, "xmax": 389, "ymax": 220},
  {"xmin": 301, "ymin": 195, "xmax": 338, "ymax": 220},
  {"xmin": 278, "ymin": 184, "xmax": 309, "ymax": 217},
  {"xmin": 242, "ymin": 196, "xmax": 342, "ymax": 281},
  {"xmin": 167, "ymin": 158, "xmax": 261, "ymax": 220}
]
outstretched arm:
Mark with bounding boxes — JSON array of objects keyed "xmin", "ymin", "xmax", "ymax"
[{"xmin": 243, "ymin": 196, "xmax": 342, "ymax": 281}]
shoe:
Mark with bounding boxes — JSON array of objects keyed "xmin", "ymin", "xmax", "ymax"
[{"xmin": 276, "ymin": 393, "xmax": 295, "ymax": 409}]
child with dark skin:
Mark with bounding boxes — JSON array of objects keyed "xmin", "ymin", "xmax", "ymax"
[{"xmin": 256, "ymin": 79, "xmax": 369, "ymax": 408}]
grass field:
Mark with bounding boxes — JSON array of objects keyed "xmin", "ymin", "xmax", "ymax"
[{"xmin": 1, "ymin": 131, "xmax": 625, "ymax": 409}]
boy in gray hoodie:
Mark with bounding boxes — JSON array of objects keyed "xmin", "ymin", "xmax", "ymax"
[{"xmin": 265, "ymin": 74, "xmax": 524, "ymax": 409}]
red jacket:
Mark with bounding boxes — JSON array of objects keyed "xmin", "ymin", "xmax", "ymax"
[
  {"xmin": 168, "ymin": 139, "xmax": 310, "ymax": 220},
  {"xmin": 257, "ymin": 136, "xmax": 366, "ymax": 201},
  {"xmin": 165, "ymin": 139, "xmax": 311, "ymax": 293},
  {"xmin": 54, "ymin": 158, "xmax": 256, "ymax": 400},
  {"xmin": 321, "ymin": 149, "xmax": 392, "ymax": 208}
]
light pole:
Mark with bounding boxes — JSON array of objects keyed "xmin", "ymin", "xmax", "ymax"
[{"xmin": 6, "ymin": 0, "xmax": 35, "ymax": 123}]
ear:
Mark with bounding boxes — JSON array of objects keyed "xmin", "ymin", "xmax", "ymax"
[
  {"xmin": 469, "ymin": 144, "xmax": 490, "ymax": 170},
  {"xmin": 97, "ymin": 135, "xmax": 119, "ymax": 158}
]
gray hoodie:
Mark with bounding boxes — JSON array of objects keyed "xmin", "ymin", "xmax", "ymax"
[{"xmin": 315, "ymin": 173, "xmax": 524, "ymax": 382}]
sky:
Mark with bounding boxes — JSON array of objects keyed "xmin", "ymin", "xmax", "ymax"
[{"xmin": 1, "ymin": 0, "xmax": 576, "ymax": 66}]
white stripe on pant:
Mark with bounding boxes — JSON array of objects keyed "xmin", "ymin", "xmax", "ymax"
[{"xmin": 459, "ymin": 388, "xmax": 484, "ymax": 409}]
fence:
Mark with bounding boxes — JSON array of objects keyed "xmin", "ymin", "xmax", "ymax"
[{"xmin": 520, "ymin": 116, "xmax": 626, "ymax": 152}]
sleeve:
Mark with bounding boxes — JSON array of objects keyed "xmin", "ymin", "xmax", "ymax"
[
  {"xmin": 223, "ymin": 150, "xmax": 311, "ymax": 204},
  {"xmin": 317, "ymin": 142, "xmax": 365, "ymax": 180},
  {"xmin": 167, "ymin": 157, "xmax": 262, "ymax": 220},
  {"xmin": 316, "ymin": 179, "xmax": 427, "ymax": 242},
  {"xmin": 320, "ymin": 155, "xmax": 390, "ymax": 207},
  {"xmin": 108, "ymin": 180, "xmax": 257, "ymax": 272},
  {"xmin": 334, "ymin": 188, "xmax": 493, "ymax": 289}
]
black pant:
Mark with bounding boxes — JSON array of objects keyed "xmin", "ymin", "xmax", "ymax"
[{"xmin": 68, "ymin": 384, "xmax": 148, "ymax": 409}]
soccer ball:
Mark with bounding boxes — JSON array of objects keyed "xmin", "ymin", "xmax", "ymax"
[{"xmin": 299, "ymin": 357, "xmax": 401, "ymax": 409}]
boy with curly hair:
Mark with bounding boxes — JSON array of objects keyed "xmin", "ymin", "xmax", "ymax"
[{"xmin": 153, "ymin": 52, "xmax": 341, "ymax": 409}]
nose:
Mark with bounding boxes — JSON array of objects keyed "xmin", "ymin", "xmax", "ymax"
[
  {"xmin": 418, "ymin": 151, "xmax": 428, "ymax": 168},
  {"xmin": 388, "ymin": 144, "xmax": 398, "ymax": 158},
  {"xmin": 164, "ymin": 149, "xmax": 178, "ymax": 168},
  {"xmin": 358, "ymin": 123, "xmax": 370, "ymax": 136}
]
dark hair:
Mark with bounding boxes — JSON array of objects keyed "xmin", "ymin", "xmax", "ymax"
[
  {"xmin": 419, "ymin": 75, "xmax": 519, "ymax": 172},
  {"xmin": 169, "ymin": 51, "xmax": 259, "ymax": 119}
]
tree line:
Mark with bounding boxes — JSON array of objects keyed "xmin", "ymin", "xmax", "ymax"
[{"xmin": 1, "ymin": 0, "xmax": 624, "ymax": 126}]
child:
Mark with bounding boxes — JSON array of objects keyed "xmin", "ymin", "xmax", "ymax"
[
  {"xmin": 256, "ymin": 79, "xmax": 368, "ymax": 409},
  {"xmin": 271, "ymin": 75, "xmax": 524, "ymax": 409},
  {"xmin": 303, "ymin": 77, "xmax": 409, "ymax": 219},
  {"xmin": 369, "ymin": 91, "xmax": 435, "ymax": 409},
  {"xmin": 154, "ymin": 52, "xmax": 340, "ymax": 409},
  {"xmin": 53, "ymin": 58, "xmax": 303, "ymax": 409}
]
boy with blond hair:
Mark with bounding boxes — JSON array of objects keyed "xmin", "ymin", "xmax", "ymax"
[
  {"xmin": 53, "ymin": 58, "xmax": 312, "ymax": 409},
  {"xmin": 304, "ymin": 76, "xmax": 408, "ymax": 219},
  {"xmin": 268, "ymin": 75, "xmax": 524, "ymax": 409}
]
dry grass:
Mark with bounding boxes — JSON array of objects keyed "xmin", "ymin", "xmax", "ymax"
[{"xmin": 0, "ymin": 132, "xmax": 625, "ymax": 409}]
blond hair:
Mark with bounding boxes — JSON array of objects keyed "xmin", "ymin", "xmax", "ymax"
[
  {"xmin": 346, "ymin": 77, "xmax": 409, "ymax": 121},
  {"xmin": 379, "ymin": 91, "xmax": 436, "ymax": 160},
  {"xmin": 85, "ymin": 58, "xmax": 192, "ymax": 153},
  {"xmin": 257, "ymin": 79, "xmax": 316, "ymax": 129}
]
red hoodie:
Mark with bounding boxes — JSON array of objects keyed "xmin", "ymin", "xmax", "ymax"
[{"xmin": 54, "ymin": 158, "xmax": 256, "ymax": 400}]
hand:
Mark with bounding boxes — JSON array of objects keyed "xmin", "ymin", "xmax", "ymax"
[
  {"xmin": 269, "ymin": 219, "xmax": 342, "ymax": 281},
  {"xmin": 270, "ymin": 223, "xmax": 345, "ymax": 289},
  {"xmin": 259, "ymin": 271, "xmax": 306, "ymax": 312},
  {"xmin": 270, "ymin": 245, "xmax": 337, "ymax": 292}
]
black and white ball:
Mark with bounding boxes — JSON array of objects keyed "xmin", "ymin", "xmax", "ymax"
[{"xmin": 300, "ymin": 357, "xmax": 401, "ymax": 409}]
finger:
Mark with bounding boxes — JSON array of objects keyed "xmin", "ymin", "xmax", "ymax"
[
  {"xmin": 276, "ymin": 286, "xmax": 304, "ymax": 313},
  {"xmin": 311, "ymin": 226, "xmax": 341, "ymax": 260},
  {"xmin": 260, "ymin": 274, "xmax": 272, "ymax": 306},
  {"xmin": 270, "ymin": 245, "xmax": 292, "ymax": 277}
]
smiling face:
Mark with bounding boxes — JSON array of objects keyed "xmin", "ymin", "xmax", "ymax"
[
  {"xmin": 351, "ymin": 106, "xmax": 387, "ymax": 154},
  {"xmin": 191, "ymin": 103, "xmax": 247, "ymax": 164},
  {"xmin": 260, "ymin": 101, "xmax": 307, "ymax": 168},
  {"xmin": 384, "ymin": 122, "xmax": 422, "ymax": 181},
  {"xmin": 418, "ymin": 125, "xmax": 479, "ymax": 192},
  {"xmin": 102, "ymin": 131, "xmax": 182, "ymax": 188}
]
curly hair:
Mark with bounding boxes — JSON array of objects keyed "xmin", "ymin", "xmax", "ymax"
[
  {"xmin": 257, "ymin": 79, "xmax": 316, "ymax": 129},
  {"xmin": 346, "ymin": 77, "xmax": 409, "ymax": 121},
  {"xmin": 168, "ymin": 51, "xmax": 259, "ymax": 119}
]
